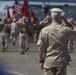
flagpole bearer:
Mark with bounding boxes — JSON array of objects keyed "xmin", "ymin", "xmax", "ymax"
[{"xmin": 20, "ymin": 0, "xmax": 30, "ymax": 53}]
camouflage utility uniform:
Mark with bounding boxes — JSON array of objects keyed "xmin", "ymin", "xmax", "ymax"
[
  {"xmin": 37, "ymin": 22, "xmax": 76, "ymax": 75},
  {"xmin": 1, "ymin": 25, "xmax": 9, "ymax": 52}
]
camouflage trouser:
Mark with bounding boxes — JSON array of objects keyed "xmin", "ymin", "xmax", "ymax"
[
  {"xmin": 44, "ymin": 66, "xmax": 66, "ymax": 75},
  {"xmin": 10, "ymin": 31, "xmax": 17, "ymax": 44},
  {"xmin": 19, "ymin": 33, "xmax": 29, "ymax": 51},
  {"xmin": 1, "ymin": 32, "xmax": 9, "ymax": 49}
]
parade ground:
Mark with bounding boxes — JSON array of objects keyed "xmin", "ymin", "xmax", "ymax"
[{"xmin": 0, "ymin": 40, "xmax": 76, "ymax": 75}]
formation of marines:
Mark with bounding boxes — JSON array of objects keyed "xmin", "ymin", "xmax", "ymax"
[
  {"xmin": 0, "ymin": 10, "xmax": 76, "ymax": 54},
  {"xmin": 0, "ymin": 16, "xmax": 31, "ymax": 54}
]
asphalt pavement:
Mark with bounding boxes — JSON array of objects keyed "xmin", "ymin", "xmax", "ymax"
[{"xmin": 0, "ymin": 35, "xmax": 76, "ymax": 75}]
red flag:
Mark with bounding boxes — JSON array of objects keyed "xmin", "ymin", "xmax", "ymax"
[
  {"xmin": 7, "ymin": 8, "xmax": 11, "ymax": 19},
  {"xmin": 22, "ymin": 0, "xmax": 29, "ymax": 17},
  {"xmin": 30, "ymin": 8, "xmax": 37, "ymax": 24},
  {"xmin": 12, "ymin": 6, "xmax": 16, "ymax": 19}
]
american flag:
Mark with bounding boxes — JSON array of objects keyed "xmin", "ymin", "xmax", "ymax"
[{"xmin": 13, "ymin": 0, "xmax": 22, "ymax": 15}]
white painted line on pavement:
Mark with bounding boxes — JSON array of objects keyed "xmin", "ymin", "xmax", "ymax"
[{"xmin": 0, "ymin": 69, "xmax": 25, "ymax": 75}]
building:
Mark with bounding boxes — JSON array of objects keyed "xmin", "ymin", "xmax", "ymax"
[{"xmin": 0, "ymin": 0, "xmax": 76, "ymax": 20}]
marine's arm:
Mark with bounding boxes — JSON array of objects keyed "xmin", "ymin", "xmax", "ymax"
[
  {"xmin": 60, "ymin": 16, "xmax": 73, "ymax": 28},
  {"xmin": 38, "ymin": 45, "xmax": 44, "ymax": 69},
  {"xmin": 37, "ymin": 30, "xmax": 45, "ymax": 69}
]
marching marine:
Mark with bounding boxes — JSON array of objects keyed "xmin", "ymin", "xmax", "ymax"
[
  {"xmin": 10, "ymin": 19, "xmax": 18, "ymax": 45},
  {"xmin": 1, "ymin": 24, "xmax": 9, "ymax": 52},
  {"xmin": 18, "ymin": 16, "xmax": 30, "ymax": 54}
]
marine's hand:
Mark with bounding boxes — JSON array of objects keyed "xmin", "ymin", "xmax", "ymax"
[
  {"xmin": 40, "ymin": 62, "xmax": 44, "ymax": 69},
  {"xmin": 67, "ymin": 18, "xmax": 73, "ymax": 23}
]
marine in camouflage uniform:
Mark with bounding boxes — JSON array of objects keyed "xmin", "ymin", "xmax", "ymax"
[
  {"xmin": 19, "ymin": 17, "xmax": 29, "ymax": 54},
  {"xmin": 10, "ymin": 19, "xmax": 18, "ymax": 45},
  {"xmin": 61, "ymin": 18, "xmax": 75, "ymax": 53},
  {"xmin": 1, "ymin": 24, "xmax": 9, "ymax": 52},
  {"xmin": 37, "ymin": 8, "xmax": 76, "ymax": 75}
]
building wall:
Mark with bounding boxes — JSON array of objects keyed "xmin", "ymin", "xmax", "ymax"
[{"xmin": 0, "ymin": 1, "xmax": 14, "ymax": 18}]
